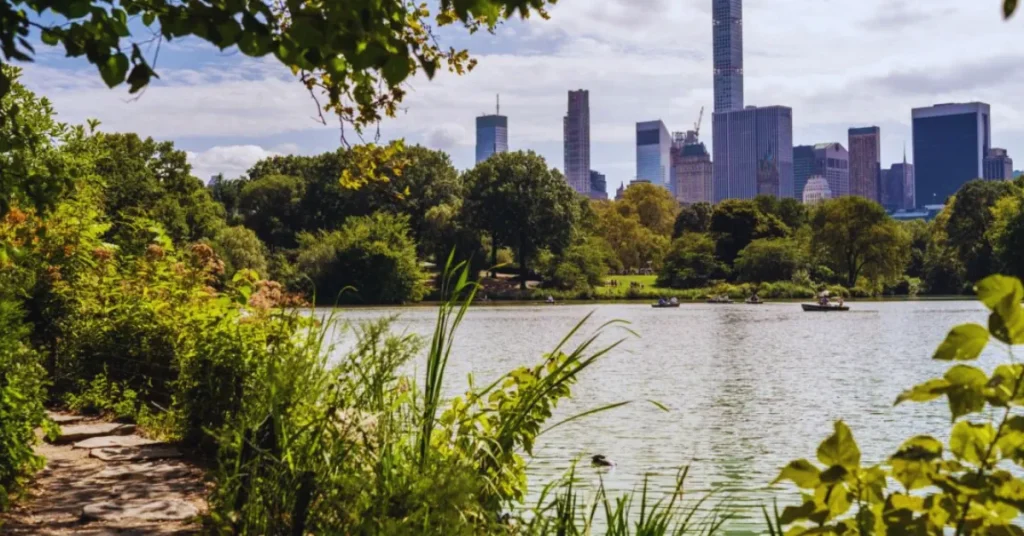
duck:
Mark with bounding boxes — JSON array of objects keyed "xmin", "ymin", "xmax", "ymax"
[{"xmin": 591, "ymin": 454, "xmax": 615, "ymax": 468}]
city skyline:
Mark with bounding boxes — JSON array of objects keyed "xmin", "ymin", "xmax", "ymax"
[{"xmin": 16, "ymin": 0, "xmax": 1023, "ymax": 186}]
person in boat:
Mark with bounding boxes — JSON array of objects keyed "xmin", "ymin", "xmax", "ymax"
[
  {"xmin": 838, "ymin": 296, "xmax": 844, "ymax": 307},
  {"xmin": 658, "ymin": 297, "xmax": 667, "ymax": 306},
  {"xmin": 546, "ymin": 295, "xmax": 555, "ymax": 304},
  {"xmin": 670, "ymin": 297, "xmax": 679, "ymax": 305}
]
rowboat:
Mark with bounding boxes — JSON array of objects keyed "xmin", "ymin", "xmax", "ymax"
[
  {"xmin": 706, "ymin": 296, "xmax": 733, "ymax": 304},
  {"xmin": 801, "ymin": 303, "xmax": 849, "ymax": 312},
  {"xmin": 745, "ymin": 297, "xmax": 764, "ymax": 305},
  {"xmin": 651, "ymin": 303, "xmax": 681, "ymax": 308}
]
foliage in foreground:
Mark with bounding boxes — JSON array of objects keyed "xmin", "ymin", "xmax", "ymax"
[{"xmin": 771, "ymin": 274, "xmax": 1024, "ymax": 534}]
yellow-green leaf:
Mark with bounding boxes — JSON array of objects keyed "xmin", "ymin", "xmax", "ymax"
[
  {"xmin": 774, "ymin": 459, "xmax": 821, "ymax": 489},
  {"xmin": 976, "ymin": 275, "xmax": 1023, "ymax": 310},
  {"xmin": 933, "ymin": 323, "xmax": 989, "ymax": 361},
  {"xmin": 950, "ymin": 420, "xmax": 995, "ymax": 465},
  {"xmin": 817, "ymin": 421, "xmax": 861, "ymax": 470},
  {"xmin": 895, "ymin": 378, "xmax": 951, "ymax": 405}
]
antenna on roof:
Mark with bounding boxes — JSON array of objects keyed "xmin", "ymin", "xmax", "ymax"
[{"xmin": 496, "ymin": 94, "xmax": 500, "ymax": 116}]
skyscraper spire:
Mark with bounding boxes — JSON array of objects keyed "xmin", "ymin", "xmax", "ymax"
[{"xmin": 496, "ymin": 94, "xmax": 500, "ymax": 116}]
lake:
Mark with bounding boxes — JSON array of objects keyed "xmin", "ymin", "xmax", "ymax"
[{"xmin": 327, "ymin": 300, "xmax": 997, "ymax": 533}]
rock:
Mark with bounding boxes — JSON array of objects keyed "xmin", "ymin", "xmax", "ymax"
[
  {"xmin": 95, "ymin": 461, "xmax": 192, "ymax": 480},
  {"xmin": 73, "ymin": 435, "xmax": 158, "ymax": 449},
  {"xmin": 47, "ymin": 412, "xmax": 84, "ymax": 425},
  {"xmin": 90, "ymin": 445, "xmax": 184, "ymax": 462},
  {"xmin": 81, "ymin": 499, "xmax": 199, "ymax": 522},
  {"xmin": 51, "ymin": 423, "xmax": 135, "ymax": 444}
]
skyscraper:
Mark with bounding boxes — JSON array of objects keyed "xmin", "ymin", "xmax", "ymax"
[
  {"xmin": 636, "ymin": 121, "xmax": 671, "ymax": 190},
  {"xmin": 912, "ymin": 102, "xmax": 990, "ymax": 206},
  {"xmin": 564, "ymin": 90, "xmax": 591, "ymax": 195},
  {"xmin": 849, "ymin": 127, "xmax": 881, "ymax": 202},
  {"xmin": 475, "ymin": 95, "xmax": 508, "ymax": 164},
  {"xmin": 713, "ymin": 0, "xmax": 743, "ymax": 113},
  {"xmin": 814, "ymin": 142, "xmax": 850, "ymax": 198},
  {"xmin": 793, "ymin": 145, "xmax": 816, "ymax": 201},
  {"xmin": 984, "ymin": 148, "xmax": 1014, "ymax": 180},
  {"xmin": 712, "ymin": 105, "xmax": 793, "ymax": 201},
  {"xmin": 589, "ymin": 170, "xmax": 608, "ymax": 200},
  {"xmin": 671, "ymin": 131, "xmax": 714, "ymax": 204}
]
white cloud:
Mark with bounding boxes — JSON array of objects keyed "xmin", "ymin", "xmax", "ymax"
[{"xmin": 187, "ymin": 145, "xmax": 280, "ymax": 180}]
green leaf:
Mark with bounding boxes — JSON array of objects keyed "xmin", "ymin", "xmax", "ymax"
[
  {"xmin": 893, "ymin": 435, "xmax": 944, "ymax": 461},
  {"xmin": 817, "ymin": 421, "xmax": 861, "ymax": 470},
  {"xmin": 126, "ymin": 63, "xmax": 154, "ymax": 93},
  {"xmin": 945, "ymin": 365, "xmax": 987, "ymax": 387},
  {"xmin": 976, "ymin": 275, "xmax": 1023, "ymax": 310},
  {"xmin": 41, "ymin": 29, "xmax": 61, "ymax": 46},
  {"xmin": 774, "ymin": 459, "xmax": 820, "ymax": 489},
  {"xmin": 98, "ymin": 53, "xmax": 130, "ymax": 88},
  {"xmin": 989, "ymin": 297, "xmax": 1024, "ymax": 345},
  {"xmin": 143, "ymin": 12, "xmax": 155, "ymax": 26},
  {"xmin": 895, "ymin": 378, "xmax": 951, "ymax": 405},
  {"xmin": 944, "ymin": 366, "xmax": 988, "ymax": 419},
  {"xmin": 933, "ymin": 323, "xmax": 989, "ymax": 361},
  {"xmin": 382, "ymin": 54, "xmax": 412, "ymax": 86},
  {"xmin": 950, "ymin": 420, "xmax": 995, "ymax": 465},
  {"xmin": 1006, "ymin": 0, "xmax": 1019, "ymax": 19}
]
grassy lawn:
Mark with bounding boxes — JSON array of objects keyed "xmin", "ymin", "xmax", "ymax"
[{"xmin": 604, "ymin": 274, "xmax": 660, "ymax": 287}]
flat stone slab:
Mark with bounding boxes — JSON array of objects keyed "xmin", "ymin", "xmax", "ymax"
[
  {"xmin": 90, "ymin": 445, "xmax": 184, "ymax": 462},
  {"xmin": 47, "ymin": 412, "xmax": 84, "ymax": 425},
  {"xmin": 95, "ymin": 461, "xmax": 192, "ymax": 480},
  {"xmin": 52, "ymin": 423, "xmax": 135, "ymax": 444},
  {"xmin": 81, "ymin": 499, "xmax": 199, "ymax": 522},
  {"xmin": 73, "ymin": 435, "xmax": 158, "ymax": 449}
]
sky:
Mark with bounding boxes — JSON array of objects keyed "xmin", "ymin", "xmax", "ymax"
[{"xmin": 18, "ymin": 0, "xmax": 1024, "ymax": 192}]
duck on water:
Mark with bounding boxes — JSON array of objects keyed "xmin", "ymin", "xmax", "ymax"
[{"xmin": 591, "ymin": 454, "xmax": 615, "ymax": 468}]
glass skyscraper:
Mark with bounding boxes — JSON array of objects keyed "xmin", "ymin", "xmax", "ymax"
[
  {"xmin": 475, "ymin": 104, "xmax": 508, "ymax": 164},
  {"xmin": 636, "ymin": 121, "xmax": 671, "ymax": 190},
  {"xmin": 712, "ymin": 106, "xmax": 793, "ymax": 201},
  {"xmin": 563, "ymin": 90, "xmax": 591, "ymax": 195},
  {"xmin": 793, "ymin": 145, "xmax": 816, "ymax": 201},
  {"xmin": 912, "ymin": 102, "xmax": 990, "ymax": 207},
  {"xmin": 712, "ymin": 0, "xmax": 743, "ymax": 113}
]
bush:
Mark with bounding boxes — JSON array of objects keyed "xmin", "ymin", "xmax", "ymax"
[
  {"xmin": 296, "ymin": 212, "xmax": 426, "ymax": 304},
  {"xmin": 734, "ymin": 237, "xmax": 805, "ymax": 283},
  {"xmin": 657, "ymin": 234, "xmax": 729, "ymax": 289},
  {"xmin": 212, "ymin": 225, "xmax": 269, "ymax": 278},
  {"xmin": 542, "ymin": 237, "xmax": 612, "ymax": 291}
]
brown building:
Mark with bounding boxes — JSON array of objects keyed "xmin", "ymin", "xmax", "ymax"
[
  {"xmin": 848, "ymin": 126, "xmax": 881, "ymax": 202},
  {"xmin": 671, "ymin": 131, "xmax": 714, "ymax": 204}
]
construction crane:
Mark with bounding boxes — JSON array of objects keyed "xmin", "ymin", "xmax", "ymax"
[{"xmin": 693, "ymin": 106, "xmax": 704, "ymax": 139}]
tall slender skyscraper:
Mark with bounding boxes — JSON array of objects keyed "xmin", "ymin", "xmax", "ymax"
[
  {"xmin": 848, "ymin": 127, "xmax": 881, "ymax": 202},
  {"xmin": 713, "ymin": 0, "xmax": 743, "ymax": 113},
  {"xmin": 475, "ymin": 95, "xmax": 508, "ymax": 164},
  {"xmin": 563, "ymin": 90, "xmax": 591, "ymax": 195}
]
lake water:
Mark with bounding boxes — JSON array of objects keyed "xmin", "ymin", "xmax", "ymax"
[{"xmin": 327, "ymin": 300, "xmax": 1000, "ymax": 533}]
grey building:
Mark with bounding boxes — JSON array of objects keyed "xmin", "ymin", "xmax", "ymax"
[
  {"xmin": 882, "ymin": 149, "xmax": 915, "ymax": 212},
  {"xmin": 984, "ymin": 148, "xmax": 1014, "ymax": 181},
  {"xmin": 793, "ymin": 145, "xmax": 816, "ymax": 201},
  {"xmin": 713, "ymin": 0, "xmax": 743, "ymax": 113},
  {"xmin": 713, "ymin": 105, "xmax": 793, "ymax": 201},
  {"xmin": 671, "ymin": 131, "xmax": 714, "ymax": 204},
  {"xmin": 475, "ymin": 97, "xmax": 508, "ymax": 164},
  {"xmin": 912, "ymin": 102, "xmax": 990, "ymax": 206},
  {"xmin": 564, "ymin": 90, "xmax": 591, "ymax": 195},
  {"xmin": 589, "ymin": 170, "xmax": 608, "ymax": 200},
  {"xmin": 636, "ymin": 120, "xmax": 672, "ymax": 191},
  {"xmin": 814, "ymin": 143, "xmax": 850, "ymax": 198},
  {"xmin": 848, "ymin": 127, "xmax": 881, "ymax": 202}
]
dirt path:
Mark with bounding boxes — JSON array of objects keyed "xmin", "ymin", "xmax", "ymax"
[{"xmin": 1, "ymin": 413, "xmax": 207, "ymax": 535}]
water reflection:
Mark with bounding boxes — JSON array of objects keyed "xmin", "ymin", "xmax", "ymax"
[{"xmin": 330, "ymin": 300, "xmax": 992, "ymax": 532}]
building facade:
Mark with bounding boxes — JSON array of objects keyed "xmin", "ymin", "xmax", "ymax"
[
  {"xmin": 890, "ymin": 162, "xmax": 916, "ymax": 211},
  {"xmin": 793, "ymin": 145, "xmax": 816, "ymax": 201},
  {"xmin": 563, "ymin": 90, "xmax": 591, "ymax": 195},
  {"xmin": 636, "ymin": 120, "xmax": 672, "ymax": 190},
  {"xmin": 848, "ymin": 126, "xmax": 881, "ymax": 202},
  {"xmin": 803, "ymin": 176, "xmax": 832, "ymax": 205},
  {"xmin": 712, "ymin": 105, "xmax": 793, "ymax": 201},
  {"xmin": 984, "ymin": 148, "xmax": 1014, "ymax": 181},
  {"xmin": 671, "ymin": 131, "xmax": 714, "ymax": 204},
  {"xmin": 812, "ymin": 143, "xmax": 850, "ymax": 198},
  {"xmin": 589, "ymin": 170, "xmax": 608, "ymax": 200},
  {"xmin": 912, "ymin": 102, "xmax": 990, "ymax": 206},
  {"xmin": 712, "ymin": 0, "xmax": 743, "ymax": 113},
  {"xmin": 475, "ymin": 111, "xmax": 508, "ymax": 164}
]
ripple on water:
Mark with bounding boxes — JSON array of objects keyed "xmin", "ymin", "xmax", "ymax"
[{"xmin": 330, "ymin": 300, "xmax": 992, "ymax": 531}]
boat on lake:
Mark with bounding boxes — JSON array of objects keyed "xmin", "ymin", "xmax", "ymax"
[
  {"xmin": 802, "ymin": 303, "xmax": 849, "ymax": 312},
  {"xmin": 745, "ymin": 296, "xmax": 764, "ymax": 305},
  {"xmin": 652, "ymin": 302, "xmax": 681, "ymax": 308}
]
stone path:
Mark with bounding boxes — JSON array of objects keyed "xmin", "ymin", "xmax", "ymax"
[{"xmin": 0, "ymin": 413, "xmax": 206, "ymax": 535}]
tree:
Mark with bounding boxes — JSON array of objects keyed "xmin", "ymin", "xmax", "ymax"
[
  {"xmin": 755, "ymin": 195, "xmax": 808, "ymax": 230},
  {"xmin": 616, "ymin": 183, "xmax": 678, "ymax": 236},
  {"xmin": 0, "ymin": 0, "xmax": 556, "ymax": 135},
  {"xmin": 209, "ymin": 174, "xmax": 245, "ymax": 226},
  {"xmin": 988, "ymin": 190, "xmax": 1024, "ymax": 281},
  {"xmin": 902, "ymin": 219, "xmax": 931, "ymax": 279},
  {"xmin": 945, "ymin": 180, "xmax": 1017, "ymax": 283},
  {"xmin": 922, "ymin": 207, "xmax": 966, "ymax": 294},
  {"xmin": 810, "ymin": 197, "xmax": 911, "ymax": 287},
  {"xmin": 734, "ymin": 238, "xmax": 806, "ymax": 283},
  {"xmin": 462, "ymin": 151, "xmax": 579, "ymax": 289},
  {"xmin": 592, "ymin": 203, "xmax": 668, "ymax": 272},
  {"xmin": 238, "ymin": 174, "xmax": 306, "ymax": 250},
  {"xmin": 710, "ymin": 199, "xmax": 789, "ymax": 266},
  {"xmin": 672, "ymin": 202, "xmax": 713, "ymax": 238},
  {"xmin": 295, "ymin": 212, "xmax": 425, "ymax": 304},
  {"xmin": 212, "ymin": 226, "xmax": 269, "ymax": 278},
  {"xmin": 540, "ymin": 237, "xmax": 614, "ymax": 291},
  {"xmin": 657, "ymin": 234, "xmax": 728, "ymax": 289}
]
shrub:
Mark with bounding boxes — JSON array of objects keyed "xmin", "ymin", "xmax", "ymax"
[
  {"xmin": 770, "ymin": 275, "xmax": 1024, "ymax": 534},
  {"xmin": 735, "ymin": 237, "xmax": 805, "ymax": 283},
  {"xmin": 658, "ymin": 233, "xmax": 729, "ymax": 289},
  {"xmin": 211, "ymin": 225, "xmax": 269, "ymax": 278},
  {"xmin": 296, "ymin": 212, "xmax": 426, "ymax": 304}
]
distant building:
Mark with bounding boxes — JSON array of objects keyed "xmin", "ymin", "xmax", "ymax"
[
  {"xmin": 883, "ymin": 155, "xmax": 916, "ymax": 212},
  {"xmin": 793, "ymin": 145, "xmax": 816, "ymax": 201},
  {"xmin": 812, "ymin": 143, "xmax": 850, "ymax": 198},
  {"xmin": 713, "ymin": 0, "xmax": 743, "ymax": 113},
  {"xmin": 1015, "ymin": 170, "xmax": 1023, "ymax": 179},
  {"xmin": 803, "ymin": 176, "xmax": 832, "ymax": 205},
  {"xmin": 848, "ymin": 127, "xmax": 881, "ymax": 202},
  {"xmin": 475, "ymin": 96, "xmax": 508, "ymax": 164},
  {"xmin": 912, "ymin": 102, "xmax": 990, "ymax": 206},
  {"xmin": 636, "ymin": 121, "xmax": 672, "ymax": 191},
  {"xmin": 984, "ymin": 148, "xmax": 1014, "ymax": 181},
  {"xmin": 671, "ymin": 131, "xmax": 714, "ymax": 204},
  {"xmin": 564, "ymin": 90, "xmax": 591, "ymax": 195},
  {"xmin": 589, "ymin": 170, "xmax": 608, "ymax": 200},
  {"xmin": 712, "ymin": 105, "xmax": 794, "ymax": 201},
  {"xmin": 614, "ymin": 183, "xmax": 625, "ymax": 200}
]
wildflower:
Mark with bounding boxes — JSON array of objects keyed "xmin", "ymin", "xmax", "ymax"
[{"xmin": 146, "ymin": 244, "xmax": 165, "ymax": 260}]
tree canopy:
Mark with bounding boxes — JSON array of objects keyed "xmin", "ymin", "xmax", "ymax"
[{"xmin": 810, "ymin": 196, "xmax": 910, "ymax": 288}]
